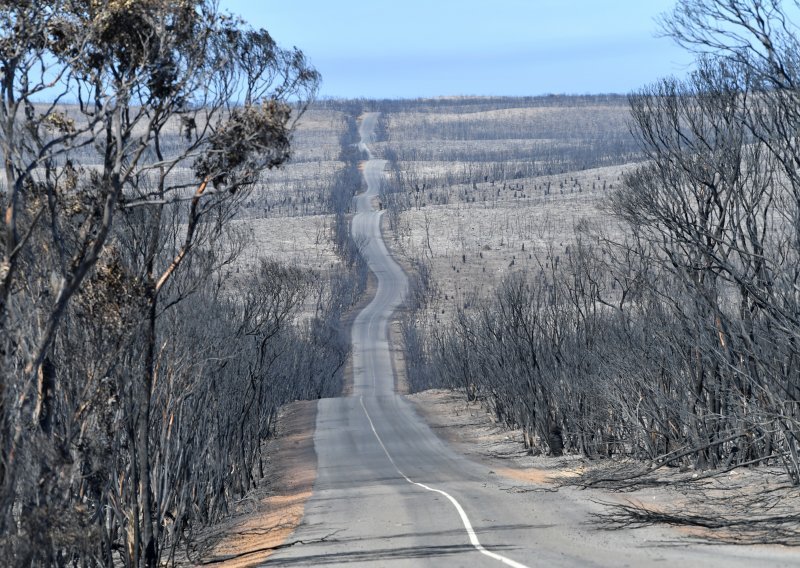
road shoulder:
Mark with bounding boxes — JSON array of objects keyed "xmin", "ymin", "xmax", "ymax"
[
  {"xmin": 406, "ymin": 388, "xmax": 800, "ymax": 548},
  {"xmin": 406, "ymin": 389, "xmax": 583, "ymax": 482},
  {"xmin": 194, "ymin": 400, "xmax": 318, "ymax": 567}
]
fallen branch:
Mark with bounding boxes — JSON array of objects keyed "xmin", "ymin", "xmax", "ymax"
[
  {"xmin": 592, "ymin": 493, "xmax": 800, "ymax": 546},
  {"xmin": 500, "ymin": 485, "xmax": 558, "ymax": 494},
  {"xmin": 568, "ymin": 432, "xmax": 751, "ymax": 490},
  {"xmin": 198, "ymin": 530, "xmax": 343, "ymax": 565}
]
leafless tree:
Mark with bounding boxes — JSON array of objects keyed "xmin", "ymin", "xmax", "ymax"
[
  {"xmin": 0, "ymin": 1, "xmax": 327, "ymax": 566},
  {"xmin": 408, "ymin": 1, "xmax": 800, "ymax": 490}
]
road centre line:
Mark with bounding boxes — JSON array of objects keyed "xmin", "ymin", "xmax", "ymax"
[{"xmin": 359, "ymin": 396, "xmax": 532, "ymax": 568}]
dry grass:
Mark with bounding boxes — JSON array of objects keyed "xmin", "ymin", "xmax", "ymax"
[
  {"xmin": 232, "ymin": 214, "xmax": 340, "ymax": 273},
  {"xmin": 379, "ymin": 99, "xmax": 636, "ymax": 323},
  {"xmin": 388, "ymin": 164, "xmax": 630, "ymax": 321}
]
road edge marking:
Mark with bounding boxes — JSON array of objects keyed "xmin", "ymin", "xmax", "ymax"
[{"xmin": 359, "ymin": 396, "xmax": 531, "ymax": 568}]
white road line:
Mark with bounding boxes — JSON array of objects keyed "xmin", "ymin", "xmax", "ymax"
[
  {"xmin": 359, "ymin": 395, "xmax": 532, "ymax": 568},
  {"xmin": 356, "ymin": 116, "xmax": 529, "ymax": 567}
]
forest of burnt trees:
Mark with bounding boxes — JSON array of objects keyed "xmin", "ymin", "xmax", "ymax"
[
  {"xmin": 0, "ymin": 1, "xmax": 370, "ymax": 566},
  {"xmin": 404, "ymin": 0, "xmax": 800, "ymax": 490},
  {"xmin": 5, "ymin": 0, "xmax": 800, "ymax": 564}
]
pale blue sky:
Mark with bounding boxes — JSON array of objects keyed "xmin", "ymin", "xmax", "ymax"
[{"xmin": 220, "ymin": 0, "xmax": 694, "ymax": 99}]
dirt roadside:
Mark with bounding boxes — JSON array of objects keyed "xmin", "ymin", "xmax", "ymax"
[
  {"xmin": 406, "ymin": 389, "xmax": 586, "ymax": 481},
  {"xmin": 406, "ymin": 388, "xmax": 800, "ymax": 547},
  {"xmin": 189, "ymin": 368, "xmax": 799, "ymax": 564},
  {"xmin": 190, "ymin": 203, "xmax": 381, "ymax": 565},
  {"xmin": 193, "ymin": 400, "xmax": 318, "ymax": 567}
]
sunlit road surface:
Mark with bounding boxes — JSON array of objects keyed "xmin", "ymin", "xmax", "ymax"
[{"xmin": 266, "ymin": 113, "xmax": 797, "ymax": 567}]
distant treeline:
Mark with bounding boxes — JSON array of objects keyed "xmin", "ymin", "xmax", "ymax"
[{"xmin": 314, "ymin": 93, "xmax": 630, "ymax": 114}]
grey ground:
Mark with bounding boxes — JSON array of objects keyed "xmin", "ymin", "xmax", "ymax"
[{"xmin": 267, "ymin": 113, "xmax": 798, "ymax": 567}]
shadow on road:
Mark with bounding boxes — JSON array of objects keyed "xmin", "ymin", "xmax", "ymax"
[
  {"xmin": 266, "ymin": 522, "xmax": 548, "ymax": 565},
  {"xmin": 266, "ymin": 543, "xmax": 511, "ymax": 566}
]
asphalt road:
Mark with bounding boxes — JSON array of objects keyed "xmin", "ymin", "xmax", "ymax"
[{"xmin": 267, "ymin": 113, "xmax": 797, "ymax": 567}]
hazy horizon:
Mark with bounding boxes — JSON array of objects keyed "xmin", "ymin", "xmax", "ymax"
[{"xmin": 220, "ymin": 0, "xmax": 694, "ymax": 99}]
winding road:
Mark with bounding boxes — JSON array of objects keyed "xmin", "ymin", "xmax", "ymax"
[{"xmin": 268, "ymin": 114, "xmax": 797, "ymax": 567}]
